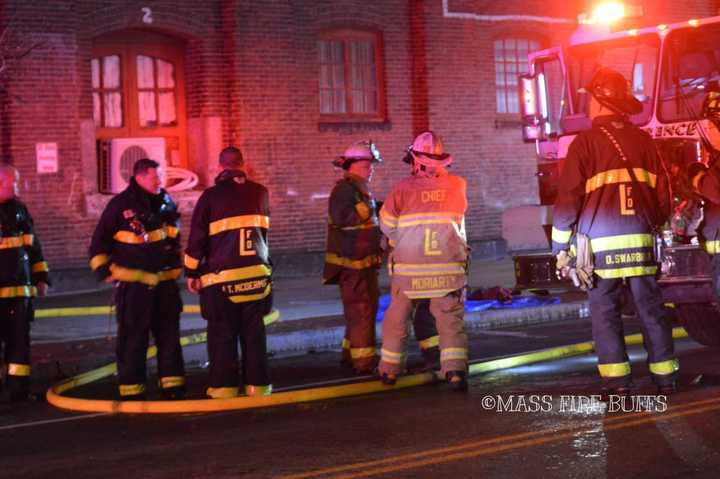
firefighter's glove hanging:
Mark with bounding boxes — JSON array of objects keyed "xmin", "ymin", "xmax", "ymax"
[
  {"xmin": 555, "ymin": 250, "xmax": 574, "ymax": 281},
  {"xmin": 572, "ymin": 233, "xmax": 595, "ymax": 291}
]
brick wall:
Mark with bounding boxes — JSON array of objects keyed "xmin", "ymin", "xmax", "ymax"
[{"xmin": 1, "ymin": 0, "xmax": 718, "ymax": 270}]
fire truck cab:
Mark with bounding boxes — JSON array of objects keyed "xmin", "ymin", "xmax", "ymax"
[{"xmin": 517, "ymin": 9, "xmax": 720, "ymax": 346}]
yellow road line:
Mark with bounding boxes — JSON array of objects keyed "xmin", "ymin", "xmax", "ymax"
[{"xmin": 281, "ymin": 397, "xmax": 720, "ymax": 479}]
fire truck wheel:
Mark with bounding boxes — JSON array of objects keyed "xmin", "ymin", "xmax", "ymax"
[{"xmin": 673, "ymin": 303, "xmax": 720, "ymax": 348}]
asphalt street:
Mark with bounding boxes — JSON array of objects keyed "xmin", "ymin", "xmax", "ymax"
[{"xmin": 1, "ymin": 318, "xmax": 719, "ymax": 479}]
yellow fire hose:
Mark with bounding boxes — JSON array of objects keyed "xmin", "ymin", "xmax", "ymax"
[
  {"xmin": 35, "ymin": 305, "xmax": 202, "ymax": 319},
  {"xmin": 45, "ymin": 323, "xmax": 690, "ymax": 415}
]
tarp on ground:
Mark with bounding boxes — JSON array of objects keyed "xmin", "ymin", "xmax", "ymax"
[{"xmin": 376, "ymin": 294, "xmax": 561, "ymax": 321}]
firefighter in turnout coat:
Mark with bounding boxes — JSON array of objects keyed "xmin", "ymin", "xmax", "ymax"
[
  {"xmin": 378, "ymin": 132, "xmax": 470, "ymax": 391},
  {"xmin": 324, "ymin": 141, "xmax": 442, "ymax": 374},
  {"xmin": 690, "ymin": 92, "xmax": 720, "ymax": 299},
  {"xmin": 552, "ymin": 67, "xmax": 678, "ymax": 395},
  {"xmin": 0, "ymin": 165, "xmax": 49, "ymax": 401},
  {"xmin": 185, "ymin": 147, "xmax": 273, "ymax": 398},
  {"xmin": 89, "ymin": 159, "xmax": 185, "ymax": 400}
]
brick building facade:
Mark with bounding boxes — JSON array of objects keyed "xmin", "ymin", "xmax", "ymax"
[{"xmin": 0, "ymin": 0, "xmax": 718, "ymax": 270}]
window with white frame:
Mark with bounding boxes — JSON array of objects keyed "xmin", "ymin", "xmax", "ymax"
[{"xmin": 494, "ymin": 37, "xmax": 541, "ymax": 114}]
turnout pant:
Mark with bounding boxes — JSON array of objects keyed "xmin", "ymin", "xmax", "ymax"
[
  {"xmin": 201, "ymin": 286, "xmax": 272, "ymax": 398},
  {"xmin": 413, "ymin": 300, "xmax": 440, "ymax": 369},
  {"xmin": 339, "ymin": 268, "xmax": 380, "ymax": 372},
  {"xmin": 588, "ymin": 275, "xmax": 678, "ymax": 388},
  {"xmin": 0, "ymin": 298, "xmax": 32, "ymax": 396},
  {"xmin": 379, "ymin": 282, "xmax": 467, "ymax": 376},
  {"xmin": 115, "ymin": 280, "xmax": 185, "ymax": 397}
]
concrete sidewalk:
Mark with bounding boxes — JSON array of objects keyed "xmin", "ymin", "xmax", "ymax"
[{"xmin": 30, "ymin": 256, "xmax": 590, "ymax": 354}]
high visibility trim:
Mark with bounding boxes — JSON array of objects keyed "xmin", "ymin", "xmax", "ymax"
[
  {"xmin": 649, "ymin": 358, "xmax": 680, "ymax": 375},
  {"xmin": 158, "ymin": 268, "xmax": 182, "ymax": 282},
  {"xmin": 595, "ymin": 266, "xmax": 657, "ymax": 279},
  {"xmin": 704, "ymin": 241, "xmax": 720, "ymax": 255},
  {"xmin": 7, "ymin": 363, "xmax": 31, "ymax": 376},
  {"xmin": 396, "ymin": 212, "xmax": 464, "ymax": 228},
  {"xmin": 585, "ymin": 168, "xmax": 657, "ymax": 193},
  {"xmin": 209, "ymin": 215, "xmax": 270, "ymax": 236},
  {"xmin": 228, "ymin": 285, "xmax": 272, "ymax": 303},
  {"xmin": 324, "ymin": 252, "xmax": 381, "ymax": 270},
  {"xmin": 380, "ymin": 211, "xmax": 398, "ymax": 228},
  {"xmin": 119, "ymin": 384, "xmax": 146, "ymax": 396},
  {"xmin": 591, "ymin": 233, "xmax": 654, "ymax": 252},
  {"xmin": 381, "ymin": 349, "xmax": 405, "ymax": 364},
  {"xmin": 109, "ymin": 264, "xmax": 160, "ymax": 286},
  {"xmin": 342, "ymin": 338, "xmax": 351, "ymax": 350},
  {"xmin": 393, "ymin": 262, "xmax": 466, "ymax": 276},
  {"xmin": 692, "ymin": 171, "xmax": 706, "ymax": 192},
  {"xmin": 184, "ymin": 254, "xmax": 200, "ymax": 270},
  {"xmin": 404, "ymin": 288, "xmax": 457, "ymax": 299},
  {"xmin": 350, "ymin": 347, "xmax": 376, "ymax": 359},
  {"xmin": 551, "ymin": 227, "xmax": 572, "ymax": 244},
  {"xmin": 159, "ymin": 376, "xmax": 185, "ymax": 389},
  {"xmin": 355, "ymin": 202, "xmax": 371, "ymax": 221},
  {"xmin": 113, "ymin": 228, "xmax": 167, "ymax": 244},
  {"xmin": 440, "ymin": 348, "xmax": 468, "ymax": 360},
  {"xmin": 419, "ymin": 335, "xmax": 440, "ymax": 350},
  {"xmin": 597, "ymin": 361, "xmax": 631, "ymax": 378},
  {"xmin": 207, "ymin": 386, "xmax": 239, "ymax": 399},
  {"xmin": 165, "ymin": 225, "xmax": 179, "ymax": 238},
  {"xmin": 90, "ymin": 254, "xmax": 110, "ymax": 271},
  {"xmin": 245, "ymin": 385, "xmax": 273, "ymax": 397},
  {"xmin": 0, "ymin": 286, "xmax": 35, "ymax": 298},
  {"xmin": 199, "ymin": 265, "xmax": 272, "ymax": 288},
  {"xmin": 0, "ymin": 235, "xmax": 24, "ymax": 249},
  {"xmin": 339, "ymin": 221, "xmax": 378, "ymax": 231},
  {"xmin": 23, "ymin": 234, "xmax": 34, "ymax": 246},
  {"xmin": 32, "ymin": 261, "xmax": 49, "ymax": 273}
]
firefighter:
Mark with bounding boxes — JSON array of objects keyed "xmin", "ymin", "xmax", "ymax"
[
  {"xmin": 324, "ymin": 141, "xmax": 441, "ymax": 373},
  {"xmin": 378, "ymin": 131, "xmax": 470, "ymax": 391},
  {"xmin": 553, "ymin": 67, "xmax": 677, "ymax": 396},
  {"xmin": 185, "ymin": 146, "xmax": 273, "ymax": 398},
  {"xmin": 323, "ymin": 141, "xmax": 383, "ymax": 374},
  {"xmin": 0, "ymin": 165, "xmax": 49, "ymax": 401},
  {"xmin": 89, "ymin": 159, "xmax": 185, "ymax": 400},
  {"xmin": 690, "ymin": 91, "xmax": 720, "ymax": 297}
]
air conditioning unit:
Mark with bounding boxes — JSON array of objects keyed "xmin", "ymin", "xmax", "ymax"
[{"xmin": 97, "ymin": 137, "xmax": 167, "ymax": 194}]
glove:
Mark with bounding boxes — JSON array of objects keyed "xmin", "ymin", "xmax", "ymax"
[{"xmin": 555, "ymin": 250, "xmax": 574, "ymax": 280}]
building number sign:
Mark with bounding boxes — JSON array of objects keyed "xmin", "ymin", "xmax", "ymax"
[{"xmin": 141, "ymin": 7, "xmax": 153, "ymax": 25}]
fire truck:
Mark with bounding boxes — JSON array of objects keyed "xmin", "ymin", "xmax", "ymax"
[{"xmin": 516, "ymin": 5, "xmax": 720, "ymax": 346}]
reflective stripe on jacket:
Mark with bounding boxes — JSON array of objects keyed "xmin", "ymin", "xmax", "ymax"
[
  {"xmin": 88, "ymin": 178, "xmax": 182, "ymax": 285},
  {"xmin": 380, "ymin": 171, "xmax": 468, "ymax": 298},
  {"xmin": 552, "ymin": 115, "xmax": 672, "ymax": 279}
]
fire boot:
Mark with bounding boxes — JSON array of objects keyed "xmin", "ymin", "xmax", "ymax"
[{"xmin": 446, "ymin": 371, "xmax": 468, "ymax": 392}]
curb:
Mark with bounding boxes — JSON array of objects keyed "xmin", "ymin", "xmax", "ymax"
[{"xmin": 263, "ymin": 301, "xmax": 590, "ymax": 355}]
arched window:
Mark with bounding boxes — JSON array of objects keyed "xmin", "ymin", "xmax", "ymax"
[
  {"xmin": 494, "ymin": 37, "xmax": 541, "ymax": 114},
  {"xmin": 318, "ymin": 29, "xmax": 385, "ymax": 121},
  {"xmin": 92, "ymin": 31, "xmax": 187, "ymax": 168}
]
